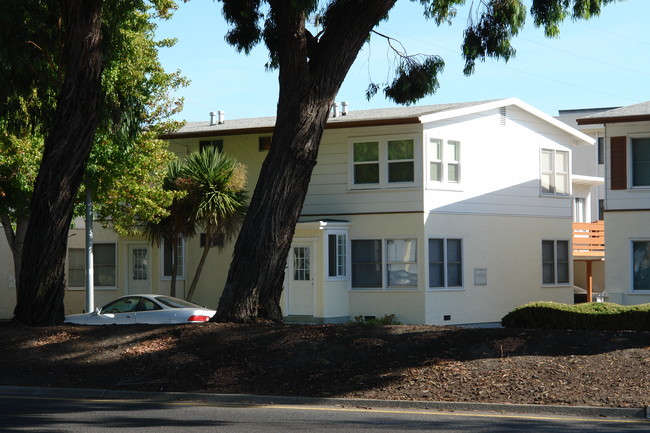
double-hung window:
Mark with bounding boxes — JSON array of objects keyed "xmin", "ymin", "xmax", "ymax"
[
  {"xmin": 542, "ymin": 240, "xmax": 569, "ymax": 285},
  {"xmin": 428, "ymin": 238, "xmax": 463, "ymax": 289},
  {"xmin": 163, "ymin": 238, "xmax": 185, "ymax": 279},
  {"xmin": 428, "ymin": 138, "xmax": 461, "ymax": 185},
  {"xmin": 67, "ymin": 244, "xmax": 117, "ymax": 288},
  {"xmin": 632, "ymin": 241, "xmax": 650, "ymax": 292},
  {"xmin": 327, "ymin": 233, "xmax": 347, "ymax": 278},
  {"xmin": 631, "ymin": 137, "xmax": 650, "ymax": 187},
  {"xmin": 351, "ymin": 137, "xmax": 416, "ymax": 188},
  {"xmin": 541, "ymin": 149, "xmax": 570, "ymax": 195},
  {"xmin": 351, "ymin": 239, "xmax": 418, "ymax": 289}
]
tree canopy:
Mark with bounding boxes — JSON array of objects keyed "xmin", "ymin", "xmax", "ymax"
[{"xmin": 2, "ymin": 0, "xmax": 186, "ymax": 324}]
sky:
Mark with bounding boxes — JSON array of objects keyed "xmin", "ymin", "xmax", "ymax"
[{"xmin": 154, "ymin": 0, "xmax": 650, "ymax": 123}]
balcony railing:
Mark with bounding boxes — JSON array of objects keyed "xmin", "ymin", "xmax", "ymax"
[{"xmin": 572, "ymin": 221, "xmax": 605, "ymax": 258}]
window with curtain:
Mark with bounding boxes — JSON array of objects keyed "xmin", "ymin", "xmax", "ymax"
[
  {"xmin": 632, "ymin": 137, "xmax": 650, "ymax": 187},
  {"xmin": 541, "ymin": 149, "xmax": 569, "ymax": 195}
]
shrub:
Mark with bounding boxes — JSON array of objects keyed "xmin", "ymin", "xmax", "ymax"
[
  {"xmin": 501, "ymin": 301, "xmax": 650, "ymax": 331},
  {"xmin": 352, "ymin": 314, "xmax": 401, "ymax": 325}
]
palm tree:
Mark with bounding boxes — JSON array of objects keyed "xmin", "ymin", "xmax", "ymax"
[
  {"xmin": 141, "ymin": 160, "xmax": 196, "ymax": 297},
  {"xmin": 180, "ymin": 147, "xmax": 248, "ymax": 302}
]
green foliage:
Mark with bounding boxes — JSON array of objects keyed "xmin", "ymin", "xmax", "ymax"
[
  {"xmin": 352, "ymin": 314, "xmax": 401, "ymax": 325},
  {"xmin": 0, "ymin": 135, "xmax": 43, "ymax": 220},
  {"xmin": 501, "ymin": 301, "xmax": 650, "ymax": 331},
  {"xmin": 0, "ymin": 0, "xmax": 187, "ymax": 234},
  {"xmin": 218, "ymin": 0, "xmax": 615, "ymax": 105}
]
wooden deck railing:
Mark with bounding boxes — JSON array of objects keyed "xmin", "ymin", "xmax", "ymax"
[{"xmin": 573, "ymin": 221, "xmax": 605, "ymax": 258}]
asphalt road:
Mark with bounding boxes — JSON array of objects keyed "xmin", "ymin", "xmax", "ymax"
[{"xmin": 1, "ymin": 395, "xmax": 648, "ymax": 432}]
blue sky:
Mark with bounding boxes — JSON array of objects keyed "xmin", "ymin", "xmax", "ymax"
[{"xmin": 155, "ymin": 0, "xmax": 649, "ymax": 122}]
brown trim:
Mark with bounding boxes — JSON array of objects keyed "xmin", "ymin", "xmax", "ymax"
[
  {"xmin": 604, "ymin": 208, "xmax": 650, "ymax": 213},
  {"xmin": 301, "ymin": 210, "xmax": 423, "ymax": 218},
  {"xmin": 610, "ymin": 136, "xmax": 627, "ymax": 190},
  {"xmin": 160, "ymin": 126, "xmax": 275, "ymax": 140},
  {"xmin": 577, "ymin": 114, "xmax": 650, "ymax": 125},
  {"xmin": 159, "ymin": 117, "xmax": 422, "ymax": 140}
]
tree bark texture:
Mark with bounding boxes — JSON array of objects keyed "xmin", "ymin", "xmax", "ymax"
[
  {"xmin": 13, "ymin": 0, "xmax": 104, "ymax": 325},
  {"xmin": 216, "ymin": 0, "xmax": 397, "ymax": 322}
]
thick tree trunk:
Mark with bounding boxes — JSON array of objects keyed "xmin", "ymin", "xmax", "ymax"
[
  {"xmin": 216, "ymin": 0, "xmax": 397, "ymax": 322},
  {"xmin": 13, "ymin": 0, "xmax": 104, "ymax": 325}
]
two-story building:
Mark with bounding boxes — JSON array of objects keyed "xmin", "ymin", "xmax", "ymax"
[
  {"xmin": 0, "ymin": 98, "xmax": 595, "ymax": 324},
  {"xmin": 157, "ymin": 97, "xmax": 592, "ymax": 325},
  {"xmin": 578, "ymin": 101, "xmax": 650, "ymax": 305}
]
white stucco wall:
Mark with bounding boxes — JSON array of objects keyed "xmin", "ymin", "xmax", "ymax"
[
  {"xmin": 604, "ymin": 210, "xmax": 650, "ymax": 305},
  {"xmin": 423, "ymin": 213, "xmax": 574, "ymax": 325}
]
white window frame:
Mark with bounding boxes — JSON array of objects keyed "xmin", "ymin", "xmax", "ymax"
[
  {"xmin": 68, "ymin": 242, "xmax": 117, "ymax": 290},
  {"xmin": 326, "ymin": 231, "xmax": 348, "ymax": 280},
  {"xmin": 161, "ymin": 237, "xmax": 186, "ymax": 280},
  {"xmin": 348, "ymin": 135, "xmax": 418, "ymax": 189},
  {"xmin": 350, "ymin": 238, "xmax": 419, "ymax": 290},
  {"xmin": 631, "ymin": 239, "xmax": 650, "ymax": 293},
  {"xmin": 629, "ymin": 134, "xmax": 650, "ymax": 189},
  {"xmin": 67, "ymin": 247, "xmax": 86, "ymax": 290},
  {"xmin": 541, "ymin": 239, "xmax": 570, "ymax": 286},
  {"xmin": 428, "ymin": 238, "xmax": 464, "ymax": 290},
  {"xmin": 427, "ymin": 137, "xmax": 462, "ymax": 188},
  {"xmin": 540, "ymin": 148, "xmax": 570, "ymax": 196}
]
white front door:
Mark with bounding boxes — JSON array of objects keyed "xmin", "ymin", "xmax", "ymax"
[
  {"xmin": 127, "ymin": 244, "xmax": 151, "ymax": 294},
  {"xmin": 288, "ymin": 243, "xmax": 314, "ymax": 316}
]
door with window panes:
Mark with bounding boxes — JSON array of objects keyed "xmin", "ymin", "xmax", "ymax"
[
  {"xmin": 287, "ymin": 242, "xmax": 314, "ymax": 316},
  {"xmin": 127, "ymin": 244, "xmax": 151, "ymax": 294}
]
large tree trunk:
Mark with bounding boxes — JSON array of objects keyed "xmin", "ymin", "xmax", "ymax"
[
  {"xmin": 216, "ymin": 0, "xmax": 397, "ymax": 322},
  {"xmin": 13, "ymin": 0, "xmax": 104, "ymax": 325}
]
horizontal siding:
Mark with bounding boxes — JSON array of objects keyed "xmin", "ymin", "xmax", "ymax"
[
  {"xmin": 423, "ymin": 107, "xmax": 573, "ymax": 218},
  {"xmin": 605, "ymin": 122, "xmax": 650, "ymax": 210}
]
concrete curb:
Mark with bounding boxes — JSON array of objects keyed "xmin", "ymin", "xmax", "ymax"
[{"xmin": 0, "ymin": 385, "xmax": 647, "ymax": 420}]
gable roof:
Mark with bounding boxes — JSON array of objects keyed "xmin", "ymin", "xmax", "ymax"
[
  {"xmin": 161, "ymin": 97, "xmax": 593, "ymax": 145},
  {"xmin": 577, "ymin": 101, "xmax": 650, "ymax": 125}
]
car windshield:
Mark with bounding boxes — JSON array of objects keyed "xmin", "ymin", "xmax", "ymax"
[{"xmin": 155, "ymin": 296, "xmax": 204, "ymax": 309}]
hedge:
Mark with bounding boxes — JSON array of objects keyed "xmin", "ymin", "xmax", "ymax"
[{"xmin": 501, "ymin": 301, "xmax": 650, "ymax": 331}]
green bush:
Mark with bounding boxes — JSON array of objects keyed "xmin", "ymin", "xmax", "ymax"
[{"xmin": 501, "ymin": 301, "xmax": 650, "ymax": 331}]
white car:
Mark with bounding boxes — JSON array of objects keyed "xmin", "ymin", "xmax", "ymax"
[{"xmin": 65, "ymin": 294, "xmax": 216, "ymax": 325}]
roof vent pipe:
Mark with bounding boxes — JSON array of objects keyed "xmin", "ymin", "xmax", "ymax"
[
  {"xmin": 332, "ymin": 102, "xmax": 339, "ymax": 118},
  {"xmin": 218, "ymin": 110, "xmax": 225, "ymax": 124},
  {"xmin": 341, "ymin": 101, "xmax": 348, "ymax": 116},
  {"xmin": 209, "ymin": 111, "xmax": 217, "ymax": 126}
]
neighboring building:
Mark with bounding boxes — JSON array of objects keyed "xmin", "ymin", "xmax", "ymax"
[
  {"xmin": 556, "ymin": 108, "xmax": 613, "ymax": 301},
  {"xmin": 0, "ymin": 98, "xmax": 595, "ymax": 324},
  {"xmin": 578, "ymin": 101, "xmax": 650, "ymax": 305}
]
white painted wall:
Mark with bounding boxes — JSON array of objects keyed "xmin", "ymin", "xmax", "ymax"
[
  {"xmin": 604, "ymin": 210, "xmax": 650, "ymax": 305},
  {"xmin": 422, "ymin": 106, "xmax": 574, "ymax": 218},
  {"xmin": 424, "ymin": 213, "xmax": 574, "ymax": 325}
]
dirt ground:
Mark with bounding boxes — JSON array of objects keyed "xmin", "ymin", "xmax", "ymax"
[{"xmin": 0, "ymin": 322, "xmax": 649, "ymax": 408}]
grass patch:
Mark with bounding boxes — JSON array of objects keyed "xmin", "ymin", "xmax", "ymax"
[{"xmin": 501, "ymin": 301, "xmax": 650, "ymax": 331}]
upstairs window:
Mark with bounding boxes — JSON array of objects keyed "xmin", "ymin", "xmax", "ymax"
[
  {"xmin": 351, "ymin": 137, "xmax": 416, "ymax": 188},
  {"xmin": 428, "ymin": 138, "xmax": 461, "ymax": 185},
  {"xmin": 632, "ymin": 137, "xmax": 650, "ymax": 187},
  {"xmin": 541, "ymin": 149, "xmax": 569, "ymax": 196}
]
